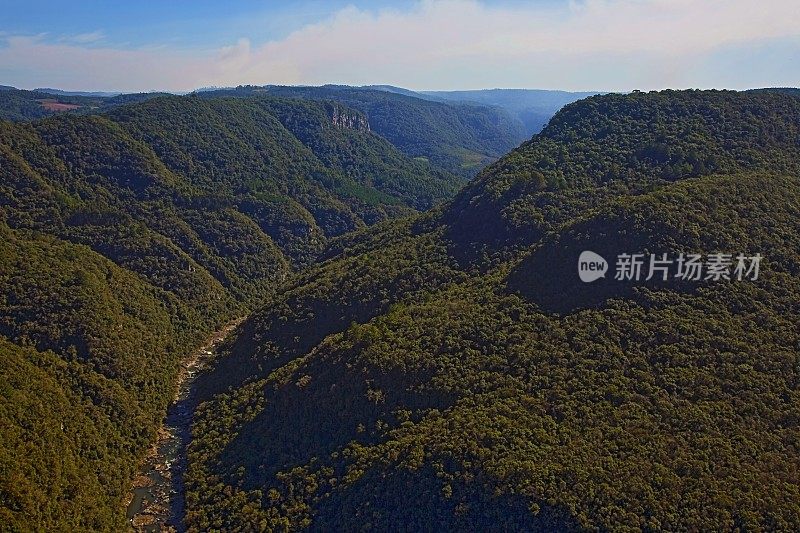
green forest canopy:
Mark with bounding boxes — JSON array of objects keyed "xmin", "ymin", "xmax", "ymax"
[
  {"xmin": 185, "ymin": 89, "xmax": 800, "ymax": 532},
  {"xmin": 1, "ymin": 88, "xmax": 799, "ymax": 530},
  {"xmin": 0, "ymin": 93, "xmax": 463, "ymax": 530}
]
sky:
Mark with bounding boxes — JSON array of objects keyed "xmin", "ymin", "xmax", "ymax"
[{"xmin": 0, "ymin": 0, "xmax": 798, "ymax": 93}]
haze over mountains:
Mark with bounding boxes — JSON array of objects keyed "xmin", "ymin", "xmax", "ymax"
[
  {"xmin": 371, "ymin": 86, "xmax": 599, "ymax": 136},
  {"xmin": 0, "ymin": 83, "xmax": 799, "ymax": 531}
]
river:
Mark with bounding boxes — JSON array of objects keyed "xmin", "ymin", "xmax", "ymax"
[{"xmin": 125, "ymin": 318, "xmax": 244, "ymax": 532}]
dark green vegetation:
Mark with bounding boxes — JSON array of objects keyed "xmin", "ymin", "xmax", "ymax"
[
  {"xmin": 748, "ymin": 87, "xmax": 800, "ymax": 98},
  {"xmin": 196, "ymin": 85, "xmax": 527, "ymax": 176},
  {"xmin": 186, "ymin": 90, "xmax": 800, "ymax": 531},
  {"xmin": 0, "ymin": 223, "xmax": 204, "ymax": 530},
  {"xmin": 0, "ymin": 94, "xmax": 460, "ymax": 529},
  {"xmin": 445, "ymin": 88, "xmax": 800, "ymax": 261},
  {"xmin": 0, "ymin": 84, "xmax": 530, "ymax": 178},
  {"xmin": 0, "ymin": 87, "xmax": 103, "ymax": 121},
  {"xmin": 0, "ymin": 86, "xmax": 169, "ymax": 122}
]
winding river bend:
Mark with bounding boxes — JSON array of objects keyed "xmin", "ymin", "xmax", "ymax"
[{"xmin": 126, "ymin": 318, "xmax": 244, "ymax": 532}]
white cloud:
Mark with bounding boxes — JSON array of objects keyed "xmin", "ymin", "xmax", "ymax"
[
  {"xmin": 67, "ymin": 31, "xmax": 106, "ymax": 44},
  {"xmin": 0, "ymin": 35, "xmax": 213, "ymax": 92},
  {"xmin": 1, "ymin": 0, "xmax": 798, "ymax": 91}
]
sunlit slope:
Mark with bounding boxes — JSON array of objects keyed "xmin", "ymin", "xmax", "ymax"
[{"xmin": 0, "ymin": 93, "xmax": 459, "ymax": 529}]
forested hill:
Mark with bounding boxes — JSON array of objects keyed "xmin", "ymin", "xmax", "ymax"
[
  {"xmin": 196, "ymin": 85, "xmax": 528, "ymax": 176},
  {"xmin": 0, "ymin": 84, "xmax": 529, "ymax": 178},
  {"xmin": 186, "ymin": 89, "xmax": 800, "ymax": 531},
  {"xmin": 0, "ymin": 94, "xmax": 459, "ymax": 529},
  {"xmin": 0, "ymin": 87, "xmax": 105, "ymax": 121},
  {"xmin": 444, "ymin": 89, "xmax": 800, "ymax": 260}
]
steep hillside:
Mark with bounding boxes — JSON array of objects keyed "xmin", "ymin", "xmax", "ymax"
[
  {"xmin": 0, "ymin": 94, "xmax": 457, "ymax": 529},
  {"xmin": 444, "ymin": 89, "xmax": 800, "ymax": 261},
  {"xmin": 0, "ymin": 84, "xmax": 528, "ymax": 178},
  {"xmin": 185, "ymin": 90, "xmax": 800, "ymax": 531},
  {"xmin": 197, "ymin": 85, "xmax": 527, "ymax": 176},
  {"xmin": 0, "ymin": 223, "xmax": 203, "ymax": 530}
]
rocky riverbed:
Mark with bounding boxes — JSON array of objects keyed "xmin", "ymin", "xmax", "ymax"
[{"xmin": 126, "ymin": 318, "xmax": 244, "ymax": 532}]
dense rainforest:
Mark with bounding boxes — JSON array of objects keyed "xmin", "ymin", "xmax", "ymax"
[
  {"xmin": 184, "ymin": 89, "xmax": 800, "ymax": 531},
  {"xmin": 0, "ymin": 84, "xmax": 528, "ymax": 178},
  {"xmin": 0, "ymin": 93, "xmax": 463, "ymax": 530},
  {"xmin": 194, "ymin": 85, "xmax": 527, "ymax": 177},
  {"xmin": 1, "ymin": 87, "xmax": 799, "ymax": 531}
]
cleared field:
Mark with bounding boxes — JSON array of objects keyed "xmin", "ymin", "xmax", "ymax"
[{"xmin": 38, "ymin": 99, "xmax": 82, "ymax": 111}]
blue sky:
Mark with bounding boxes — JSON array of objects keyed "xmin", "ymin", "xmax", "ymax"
[
  {"xmin": 1, "ymin": 0, "xmax": 798, "ymax": 92},
  {"xmin": 1, "ymin": 1, "xmax": 421, "ymax": 48}
]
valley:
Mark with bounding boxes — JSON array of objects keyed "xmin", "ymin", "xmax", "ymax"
[
  {"xmin": 1, "ymin": 86, "xmax": 799, "ymax": 531},
  {"xmin": 127, "ymin": 318, "xmax": 244, "ymax": 532},
  {"xmin": 0, "ymin": 89, "xmax": 474, "ymax": 530}
]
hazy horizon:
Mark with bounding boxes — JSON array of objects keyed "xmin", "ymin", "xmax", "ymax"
[{"xmin": 3, "ymin": 83, "xmax": 795, "ymax": 97}]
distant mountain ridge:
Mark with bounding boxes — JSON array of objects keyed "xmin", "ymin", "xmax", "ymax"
[
  {"xmin": 34, "ymin": 87, "xmax": 123, "ymax": 97},
  {"xmin": 0, "ymin": 83, "xmax": 605, "ymax": 176},
  {"xmin": 193, "ymin": 85, "xmax": 528, "ymax": 177},
  {"xmin": 0, "ymin": 84, "xmax": 530, "ymax": 177},
  {"xmin": 5, "ymin": 82, "xmax": 796, "ymax": 178}
]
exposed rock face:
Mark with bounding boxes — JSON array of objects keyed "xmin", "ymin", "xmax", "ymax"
[{"xmin": 326, "ymin": 102, "xmax": 370, "ymax": 132}]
